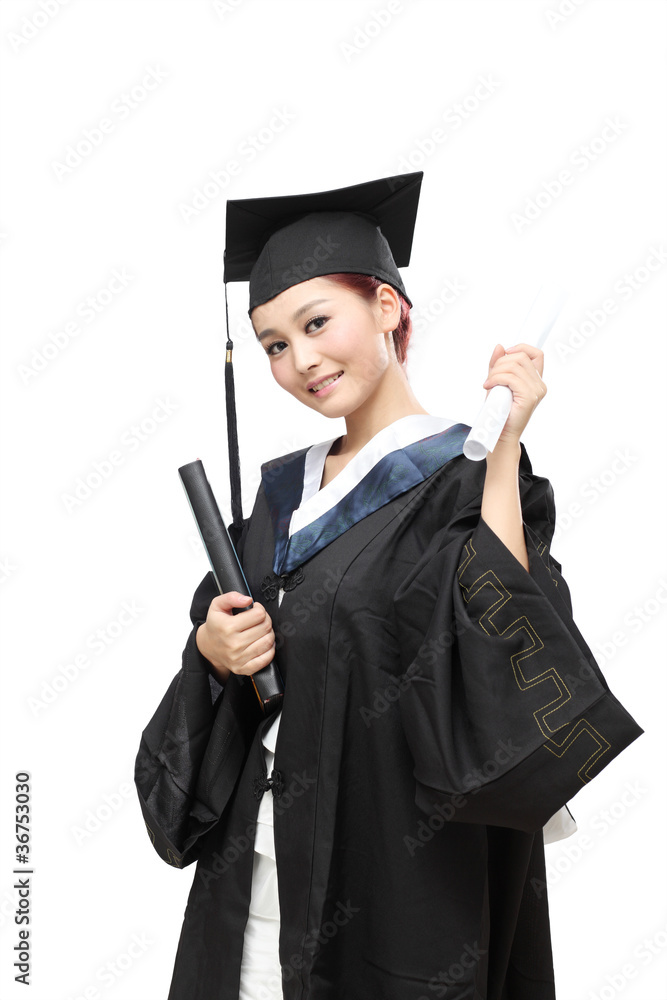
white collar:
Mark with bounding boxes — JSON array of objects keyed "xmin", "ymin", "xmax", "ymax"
[{"xmin": 289, "ymin": 414, "xmax": 454, "ymax": 537}]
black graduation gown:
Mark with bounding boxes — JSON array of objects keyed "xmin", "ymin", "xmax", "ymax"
[{"xmin": 135, "ymin": 423, "xmax": 642, "ymax": 1000}]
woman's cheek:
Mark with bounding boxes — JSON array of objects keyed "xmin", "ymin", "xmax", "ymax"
[
  {"xmin": 358, "ymin": 344, "xmax": 388, "ymax": 384},
  {"xmin": 269, "ymin": 362, "xmax": 292, "ymax": 393}
]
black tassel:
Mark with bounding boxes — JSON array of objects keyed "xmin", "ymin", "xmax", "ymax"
[{"xmin": 224, "ymin": 268, "xmax": 243, "ymax": 532}]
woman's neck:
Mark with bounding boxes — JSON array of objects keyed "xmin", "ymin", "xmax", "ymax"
[{"xmin": 333, "ymin": 365, "xmax": 430, "ymax": 458}]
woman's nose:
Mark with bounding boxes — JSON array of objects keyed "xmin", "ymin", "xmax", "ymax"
[{"xmin": 290, "ymin": 339, "xmax": 321, "ymax": 374}]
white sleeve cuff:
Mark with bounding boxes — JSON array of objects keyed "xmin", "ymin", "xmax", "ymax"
[{"xmin": 542, "ymin": 804, "xmax": 577, "ymax": 844}]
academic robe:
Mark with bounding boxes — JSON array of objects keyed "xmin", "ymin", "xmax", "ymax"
[{"xmin": 134, "ymin": 415, "xmax": 642, "ymax": 1000}]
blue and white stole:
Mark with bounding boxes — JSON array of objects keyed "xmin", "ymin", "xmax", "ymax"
[{"xmin": 260, "ymin": 414, "xmax": 470, "ymax": 578}]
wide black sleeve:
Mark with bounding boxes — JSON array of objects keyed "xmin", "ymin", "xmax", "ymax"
[
  {"xmin": 392, "ymin": 446, "xmax": 643, "ymax": 833},
  {"xmin": 134, "ymin": 516, "xmax": 261, "ymax": 868}
]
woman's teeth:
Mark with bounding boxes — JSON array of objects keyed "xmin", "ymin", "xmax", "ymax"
[{"xmin": 310, "ymin": 372, "xmax": 343, "ymax": 392}]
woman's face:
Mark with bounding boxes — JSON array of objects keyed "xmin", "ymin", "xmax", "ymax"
[{"xmin": 251, "ymin": 277, "xmax": 400, "ymax": 419}]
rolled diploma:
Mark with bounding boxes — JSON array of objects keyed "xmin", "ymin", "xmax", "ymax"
[{"xmin": 463, "ymin": 284, "xmax": 568, "ymax": 461}]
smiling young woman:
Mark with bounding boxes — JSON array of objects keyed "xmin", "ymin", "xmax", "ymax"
[
  {"xmin": 252, "ymin": 274, "xmax": 430, "ymax": 487},
  {"xmin": 135, "ymin": 173, "xmax": 642, "ymax": 1000}
]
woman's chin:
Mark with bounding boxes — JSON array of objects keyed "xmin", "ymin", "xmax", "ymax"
[{"xmin": 297, "ymin": 381, "xmax": 371, "ymax": 420}]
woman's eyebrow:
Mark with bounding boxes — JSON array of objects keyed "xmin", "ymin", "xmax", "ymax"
[{"xmin": 256, "ymin": 299, "xmax": 331, "ymax": 342}]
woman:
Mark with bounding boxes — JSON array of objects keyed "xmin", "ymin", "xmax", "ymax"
[{"xmin": 135, "ymin": 173, "xmax": 641, "ymax": 1000}]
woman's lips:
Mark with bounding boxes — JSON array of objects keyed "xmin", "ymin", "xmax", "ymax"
[{"xmin": 309, "ymin": 372, "xmax": 344, "ymax": 396}]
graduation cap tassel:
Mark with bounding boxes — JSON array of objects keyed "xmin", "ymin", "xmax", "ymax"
[{"xmin": 223, "ymin": 270, "xmax": 244, "ymax": 533}]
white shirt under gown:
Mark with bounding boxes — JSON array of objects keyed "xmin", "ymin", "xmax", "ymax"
[{"xmin": 236, "ymin": 415, "xmax": 577, "ymax": 999}]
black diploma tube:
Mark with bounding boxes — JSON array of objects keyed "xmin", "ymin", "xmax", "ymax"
[{"xmin": 178, "ymin": 459, "xmax": 284, "ymax": 715}]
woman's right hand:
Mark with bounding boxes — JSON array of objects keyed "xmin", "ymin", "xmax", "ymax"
[{"xmin": 195, "ymin": 592, "xmax": 276, "ymax": 684}]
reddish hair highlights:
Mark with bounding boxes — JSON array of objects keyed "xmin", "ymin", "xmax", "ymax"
[{"xmin": 321, "ymin": 273, "xmax": 413, "ymax": 367}]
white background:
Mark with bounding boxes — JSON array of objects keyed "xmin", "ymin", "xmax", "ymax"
[{"xmin": 1, "ymin": 0, "xmax": 665, "ymax": 997}]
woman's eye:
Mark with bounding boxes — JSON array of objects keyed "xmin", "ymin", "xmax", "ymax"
[
  {"xmin": 265, "ymin": 317, "xmax": 328, "ymax": 356},
  {"xmin": 266, "ymin": 340, "xmax": 287, "ymax": 357},
  {"xmin": 305, "ymin": 315, "xmax": 328, "ymax": 333}
]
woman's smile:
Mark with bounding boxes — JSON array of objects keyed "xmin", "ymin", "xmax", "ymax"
[{"xmin": 308, "ymin": 371, "xmax": 344, "ymax": 396}]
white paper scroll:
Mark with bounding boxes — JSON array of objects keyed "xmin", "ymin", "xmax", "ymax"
[{"xmin": 463, "ymin": 284, "xmax": 568, "ymax": 461}]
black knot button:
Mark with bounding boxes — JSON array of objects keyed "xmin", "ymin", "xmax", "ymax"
[
  {"xmin": 252, "ymin": 769, "xmax": 285, "ymax": 800},
  {"xmin": 260, "ymin": 566, "xmax": 304, "ymax": 601}
]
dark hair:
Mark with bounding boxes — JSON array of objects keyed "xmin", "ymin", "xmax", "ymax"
[{"xmin": 321, "ymin": 273, "xmax": 413, "ymax": 366}]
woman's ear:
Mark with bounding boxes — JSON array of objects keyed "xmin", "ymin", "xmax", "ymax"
[{"xmin": 376, "ymin": 283, "xmax": 401, "ymax": 333}]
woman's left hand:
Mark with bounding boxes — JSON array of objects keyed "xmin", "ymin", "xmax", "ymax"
[{"xmin": 482, "ymin": 342, "xmax": 547, "ymax": 448}]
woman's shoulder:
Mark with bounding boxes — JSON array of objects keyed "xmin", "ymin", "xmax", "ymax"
[
  {"xmin": 259, "ymin": 431, "xmax": 342, "ymax": 489},
  {"xmin": 260, "ymin": 443, "xmax": 311, "ymax": 473}
]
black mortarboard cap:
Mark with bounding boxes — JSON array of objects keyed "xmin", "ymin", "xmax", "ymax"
[
  {"xmin": 221, "ymin": 172, "xmax": 424, "ymax": 533},
  {"xmin": 224, "ymin": 171, "xmax": 423, "ymax": 311}
]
